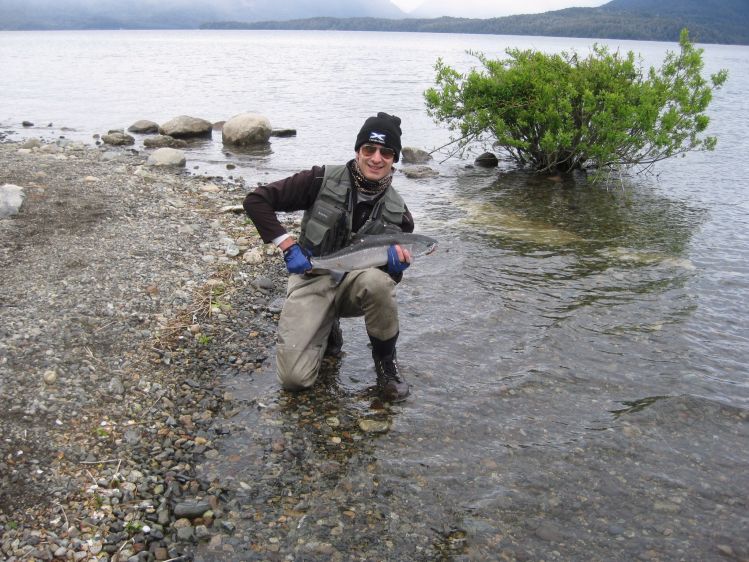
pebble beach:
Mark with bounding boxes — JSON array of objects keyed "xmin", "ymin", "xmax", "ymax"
[{"xmin": 0, "ymin": 137, "xmax": 291, "ymax": 561}]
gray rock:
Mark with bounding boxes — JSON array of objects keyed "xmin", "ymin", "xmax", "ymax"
[
  {"xmin": 271, "ymin": 128, "xmax": 296, "ymax": 137},
  {"xmin": 174, "ymin": 500, "xmax": 211, "ymax": 519},
  {"xmin": 159, "ymin": 115, "xmax": 212, "ymax": 139},
  {"xmin": 475, "ymin": 152, "xmax": 499, "ymax": 167},
  {"xmin": 225, "ymin": 242, "xmax": 240, "ymax": 257},
  {"xmin": 143, "ymin": 135, "xmax": 187, "ymax": 149},
  {"xmin": 102, "ymin": 132, "xmax": 135, "ymax": 146},
  {"xmin": 535, "ymin": 521, "xmax": 565, "ymax": 542},
  {"xmin": 252, "ymin": 276, "xmax": 274, "ymax": 290},
  {"xmin": 195, "ymin": 525, "xmax": 211, "ymax": 540},
  {"xmin": 127, "ymin": 119, "xmax": 159, "ymax": 134},
  {"xmin": 147, "ymin": 148, "xmax": 186, "ymax": 168},
  {"xmin": 124, "ymin": 428, "xmax": 141, "ymax": 445},
  {"xmin": 108, "ymin": 376, "xmax": 125, "ymax": 395},
  {"xmin": 358, "ymin": 419, "xmax": 390, "ymax": 433},
  {"xmin": 402, "ymin": 165, "xmax": 439, "ymax": 179},
  {"xmin": 64, "ymin": 141, "xmax": 87, "ymax": 152},
  {"xmin": 21, "ymin": 138, "xmax": 42, "ymax": 149},
  {"xmin": 22, "ymin": 120, "xmax": 33, "ymax": 127},
  {"xmin": 243, "ymin": 247, "xmax": 264, "ymax": 264},
  {"xmin": 176, "ymin": 526, "xmax": 194, "ymax": 541},
  {"xmin": 220, "ymin": 205, "xmax": 244, "ymax": 214},
  {"xmin": 401, "ymin": 146, "xmax": 432, "ymax": 164},
  {"xmin": 268, "ymin": 297, "xmax": 285, "ymax": 314},
  {"xmin": 0, "ymin": 184, "xmax": 25, "ymax": 218},
  {"xmin": 101, "ymin": 151, "xmax": 122, "ymax": 161},
  {"xmin": 222, "ymin": 113, "xmax": 272, "ymax": 146},
  {"xmin": 39, "ymin": 143, "xmax": 62, "ymax": 154}
]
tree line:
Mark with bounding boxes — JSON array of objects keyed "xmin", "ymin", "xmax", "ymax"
[{"xmin": 203, "ymin": 9, "xmax": 749, "ymax": 46}]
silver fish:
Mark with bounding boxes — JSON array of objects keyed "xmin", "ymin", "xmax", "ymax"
[{"xmin": 309, "ymin": 233, "xmax": 438, "ymax": 274}]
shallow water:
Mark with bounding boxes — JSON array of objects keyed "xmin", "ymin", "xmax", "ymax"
[{"xmin": 2, "ymin": 30, "xmax": 748, "ymax": 559}]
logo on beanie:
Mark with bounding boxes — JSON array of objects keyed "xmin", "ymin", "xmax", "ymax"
[{"xmin": 369, "ymin": 132, "xmax": 386, "ymax": 144}]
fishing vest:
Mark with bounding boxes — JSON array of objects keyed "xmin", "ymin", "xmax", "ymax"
[{"xmin": 298, "ymin": 164, "xmax": 406, "ymax": 257}]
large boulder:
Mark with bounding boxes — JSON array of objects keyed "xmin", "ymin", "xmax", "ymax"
[
  {"xmin": 222, "ymin": 113, "xmax": 272, "ymax": 146},
  {"xmin": 128, "ymin": 119, "xmax": 160, "ymax": 134},
  {"xmin": 147, "ymin": 148, "xmax": 186, "ymax": 167},
  {"xmin": 159, "ymin": 115, "xmax": 213, "ymax": 139},
  {"xmin": 1, "ymin": 184, "xmax": 25, "ymax": 219}
]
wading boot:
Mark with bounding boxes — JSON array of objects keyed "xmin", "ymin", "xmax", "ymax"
[
  {"xmin": 324, "ymin": 318, "xmax": 344, "ymax": 357},
  {"xmin": 373, "ymin": 350, "xmax": 409, "ymax": 402}
]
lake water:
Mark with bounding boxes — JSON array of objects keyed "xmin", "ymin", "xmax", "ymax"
[{"xmin": 2, "ymin": 30, "xmax": 748, "ymax": 560}]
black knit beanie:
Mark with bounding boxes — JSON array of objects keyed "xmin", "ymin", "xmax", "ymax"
[{"xmin": 354, "ymin": 112, "xmax": 402, "ymax": 162}]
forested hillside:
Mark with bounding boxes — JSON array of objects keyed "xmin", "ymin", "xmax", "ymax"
[{"xmin": 208, "ymin": 0, "xmax": 749, "ymax": 45}]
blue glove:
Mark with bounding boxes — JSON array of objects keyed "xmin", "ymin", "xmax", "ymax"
[
  {"xmin": 284, "ymin": 244, "xmax": 312, "ymax": 274},
  {"xmin": 387, "ymin": 244, "xmax": 410, "ymax": 274}
]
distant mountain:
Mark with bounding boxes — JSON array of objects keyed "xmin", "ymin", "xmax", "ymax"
[
  {"xmin": 0, "ymin": 0, "xmax": 405, "ymax": 30},
  {"xmin": 206, "ymin": 0, "xmax": 749, "ymax": 45},
  {"xmin": 408, "ymin": 0, "xmax": 517, "ymax": 19}
]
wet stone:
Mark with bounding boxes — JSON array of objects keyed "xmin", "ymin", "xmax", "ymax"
[
  {"xmin": 358, "ymin": 418, "xmax": 390, "ymax": 433},
  {"xmin": 176, "ymin": 526, "xmax": 195, "ymax": 541},
  {"xmin": 535, "ymin": 521, "xmax": 565, "ymax": 542}
]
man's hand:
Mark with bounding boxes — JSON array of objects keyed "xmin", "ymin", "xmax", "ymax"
[
  {"xmin": 284, "ymin": 244, "xmax": 312, "ymax": 274},
  {"xmin": 387, "ymin": 244, "xmax": 411, "ymax": 274}
]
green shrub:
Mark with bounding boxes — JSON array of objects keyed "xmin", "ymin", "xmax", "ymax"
[{"xmin": 425, "ymin": 29, "xmax": 727, "ymax": 180}]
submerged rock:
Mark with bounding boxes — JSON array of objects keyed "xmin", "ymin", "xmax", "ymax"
[
  {"xmin": 358, "ymin": 418, "xmax": 390, "ymax": 433},
  {"xmin": 143, "ymin": 135, "xmax": 187, "ymax": 149},
  {"xmin": 401, "ymin": 146, "xmax": 432, "ymax": 164},
  {"xmin": 271, "ymin": 128, "xmax": 297, "ymax": 137},
  {"xmin": 402, "ymin": 165, "xmax": 439, "ymax": 179},
  {"xmin": 475, "ymin": 152, "xmax": 499, "ymax": 167}
]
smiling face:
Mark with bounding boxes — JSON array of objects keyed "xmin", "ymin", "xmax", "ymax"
[{"xmin": 355, "ymin": 143, "xmax": 395, "ymax": 181}]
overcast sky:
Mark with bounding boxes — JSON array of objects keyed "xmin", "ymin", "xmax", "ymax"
[{"xmin": 391, "ymin": 0, "xmax": 609, "ymax": 18}]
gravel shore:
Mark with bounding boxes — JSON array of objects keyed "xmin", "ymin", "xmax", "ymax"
[{"xmin": 0, "ymin": 139, "xmax": 289, "ymax": 561}]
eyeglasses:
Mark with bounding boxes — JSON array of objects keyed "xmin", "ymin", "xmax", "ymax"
[{"xmin": 360, "ymin": 144, "xmax": 396, "ymax": 160}]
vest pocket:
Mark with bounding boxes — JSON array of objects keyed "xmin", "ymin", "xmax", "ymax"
[
  {"xmin": 302, "ymin": 199, "xmax": 344, "ymax": 255},
  {"xmin": 383, "ymin": 197, "xmax": 405, "ymax": 223}
]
